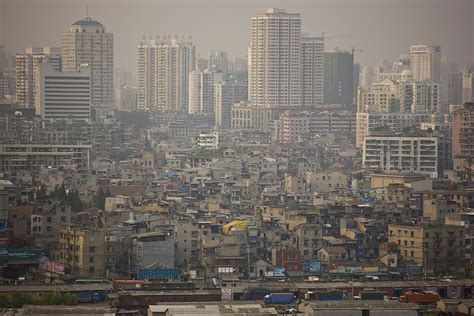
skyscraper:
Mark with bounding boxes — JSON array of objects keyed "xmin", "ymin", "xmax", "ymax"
[
  {"xmin": 462, "ymin": 68, "xmax": 474, "ymax": 104},
  {"xmin": 0, "ymin": 45, "xmax": 5, "ymax": 74},
  {"xmin": 15, "ymin": 47, "xmax": 61, "ymax": 108},
  {"xmin": 215, "ymin": 80, "xmax": 248, "ymax": 129},
  {"xmin": 448, "ymin": 73, "xmax": 463, "ymax": 105},
  {"xmin": 208, "ymin": 51, "xmax": 228, "ymax": 74},
  {"xmin": 36, "ymin": 63, "xmax": 91, "ymax": 121},
  {"xmin": 323, "ymin": 50, "xmax": 354, "ymax": 105},
  {"xmin": 250, "ymin": 8, "xmax": 301, "ymax": 108},
  {"xmin": 301, "ymin": 36, "xmax": 324, "ymax": 106},
  {"xmin": 188, "ymin": 68, "xmax": 223, "ymax": 114},
  {"xmin": 137, "ymin": 38, "xmax": 195, "ymax": 112},
  {"xmin": 409, "ymin": 44, "xmax": 441, "ymax": 82},
  {"xmin": 452, "ymin": 102, "xmax": 474, "ymax": 159},
  {"xmin": 61, "ymin": 17, "xmax": 113, "ymax": 114},
  {"xmin": 137, "ymin": 42, "xmax": 156, "ymax": 110}
]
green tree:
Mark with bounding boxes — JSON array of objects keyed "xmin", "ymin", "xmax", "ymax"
[
  {"xmin": 35, "ymin": 185, "xmax": 48, "ymax": 201},
  {"xmin": 57, "ymin": 185, "xmax": 67, "ymax": 201},
  {"xmin": 9, "ymin": 292, "xmax": 34, "ymax": 308},
  {"xmin": 68, "ymin": 190, "xmax": 84, "ymax": 212},
  {"xmin": 94, "ymin": 187, "xmax": 107, "ymax": 210}
]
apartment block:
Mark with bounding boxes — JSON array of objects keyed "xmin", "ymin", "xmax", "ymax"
[
  {"xmin": 388, "ymin": 224, "xmax": 464, "ymax": 275},
  {"xmin": 58, "ymin": 225, "xmax": 105, "ymax": 276},
  {"xmin": 15, "ymin": 47, "xmax": 61, "ymax": 108},
  {"xmin": 452, "ymin": 102, "xmax": 474, "ymax": 161},
  {"xmin": 363, "ymin": 134, "xmax": 438, "ymax": 177},
  {"xmin": 36, "ymin": 63, "xmax": 91, "ymax": 121}
]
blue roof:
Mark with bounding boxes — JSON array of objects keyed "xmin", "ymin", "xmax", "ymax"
[{"xmin": 72, "ymin": 17, "xmax": 103, "ymax": 27}]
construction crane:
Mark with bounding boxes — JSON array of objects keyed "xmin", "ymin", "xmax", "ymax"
[{"xmin": 349, "ymin": 46, "xmax": 363, "ymax": 55}]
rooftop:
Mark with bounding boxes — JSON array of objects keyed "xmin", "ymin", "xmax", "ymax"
[{"xmin": 72, "ymin": 16, "xmax": 104, "ymax": 27}]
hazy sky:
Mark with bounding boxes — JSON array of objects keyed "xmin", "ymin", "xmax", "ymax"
[{"xmin": 1, "ymin": 0, "xmax": 473, "ymax": 75}]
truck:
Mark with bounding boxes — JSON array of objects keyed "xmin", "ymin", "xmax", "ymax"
[
  {"xmin": 305, "ymin": 290, "xmax": 344, "ymax": 301},
  {"xmin": 264, "ymin": 293, "xmax": 295, "ymax": 305},
  {"xmin": 242, "ymin": 288, "xmax": 270, "ymax": 300},
  {"xmin": 399, "ymin": 291, "xmax": 439, "ymax": 304},
  {"xmin": 360, "ymin": 291, "xmax": 386, "ymax": 300},
  {"xmin": 72, "ymin": 290, "xmax": 110, "ymax": 303}
]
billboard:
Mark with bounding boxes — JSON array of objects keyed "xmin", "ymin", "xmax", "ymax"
[
  {"xmin": 407, "ymin": 265, "xmax": 422, "ymax": 274},
  {"xmin": 0, "ymin": 219, "xmax": 6, "ymax": 233},
  {"xmin": 137, "ymin": 268, "xmax": 179, "ymax": 280},
  {"xmin": 363, "ymin": 267, "xmax": 379, "ymax": 273},
  {"xmin": 309, "ymin": 259, "xmax": 321, "ymax": 274},
  {"xmin": 218, "ymin": 267, "xmax": 235, "ymax": 273},
  {"xmin": 8, "ymin": 248, "xmax": 44, "ymax": 264},
  {"xmin": 46, "ymin": 261, "xmax": 65, "ymax": 274},
  {"xmin": 273, "ymin": 267, "xmax": 285, "ymax": 277}
]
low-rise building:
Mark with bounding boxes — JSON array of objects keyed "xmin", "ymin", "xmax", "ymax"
[
  {"xmin": 388, "ymin": 223, "xmax": 465, "ymax": 276},
  {"xmin": 58, "ymin": 225, "xmax": 105, "ymax": 277}
]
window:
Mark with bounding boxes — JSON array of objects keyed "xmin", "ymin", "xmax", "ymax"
[
  {"xmin": 89, "ymin": 267, "xmax": 94, "ymax": 273},
  {"xmin": 89, "ymin": 256, "xmax": 94, "ymax": 263},
  {"xmin": 411, "ymin": 231, "xmax": 414, "ymax": 237},
  {"xmin": 89, "ymin": 246, "xmax": 95, "ymax": 253},
  {"xmin": 47, "ymin": 226, "xmax": 52, "ymax": 233}
]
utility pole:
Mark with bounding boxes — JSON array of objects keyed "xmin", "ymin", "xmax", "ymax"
[{"xmin": 247, "ymin": 243, "xmax": 250, "ymax": 281}]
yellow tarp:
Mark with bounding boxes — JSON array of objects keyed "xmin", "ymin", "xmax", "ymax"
[{"xmin": 223, "ymin": 220, "xmax": 247, "ymax": 234}]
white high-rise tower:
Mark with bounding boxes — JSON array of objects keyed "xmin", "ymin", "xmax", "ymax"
[
  {"xmin": 137, "ymin": 38, "xmax": 195, "ymax": 112},
  {"xmin": 62, "ymin": 17, "xmax": 114, "ymax": 114},
  {"xmin": 250, "ymin": 8, "xmax": 301, "ymax": 107},
  {"xmin": 409, "ymin": 44, "xmax": 441, "ymax": 82}
]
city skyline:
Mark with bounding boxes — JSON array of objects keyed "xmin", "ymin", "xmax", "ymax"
[
  {"xmin": 1, "ymin": 0, "xmax": 473, "ymax": 76},
  {"xmin": 1, "ymin": 0, "xmax": 474, "ymax": 312}
]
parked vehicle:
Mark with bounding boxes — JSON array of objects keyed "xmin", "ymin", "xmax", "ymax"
[
  {"xmin": 399, "ymin": 290, "xmax": 439, "ymax": 304},
  {"xmin": 305, "ymin": 290, "xmax": 344, "ymax": 301},
  {"xmin": 242, "ymin": 288, "xmax": 270, "ymax": 300},
  {"xmin": 264, "ymin": 293, "xmax": 295, "ymax": 305},
  {"xmin": 360, "ymin": 291, "xmax": 385, "ymax": 300}
]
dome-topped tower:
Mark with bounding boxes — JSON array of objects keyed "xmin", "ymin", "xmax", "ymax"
[
  {"xmin": 62, "ymin": 16, "xmax": 113, "ymax": 116},
  {"xmin": 69, "ymin": 16, "xmax": 106, "ymax": 34},
  {"xmin": 400, "ymin": 69, "xmax": 413, "ymax": 82},
  {"xmin": 72, "ymin": 16, "xmax": 104, "ymax": 27}
]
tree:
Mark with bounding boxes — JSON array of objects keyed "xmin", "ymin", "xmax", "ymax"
[
  {"xmin": 57, "ymin": 185, "xmax": 67, "ymax": 201},
  {"xmin": 67, "ymin": 190, "xmax": 84, "ymax": 212},
  {"xmin": 35, "ymin": 185, "xmax": 48, "ymax": 201},
  {"xmin": 94, "ymin": 187, "xmax": 107, "ymax": 210}
]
